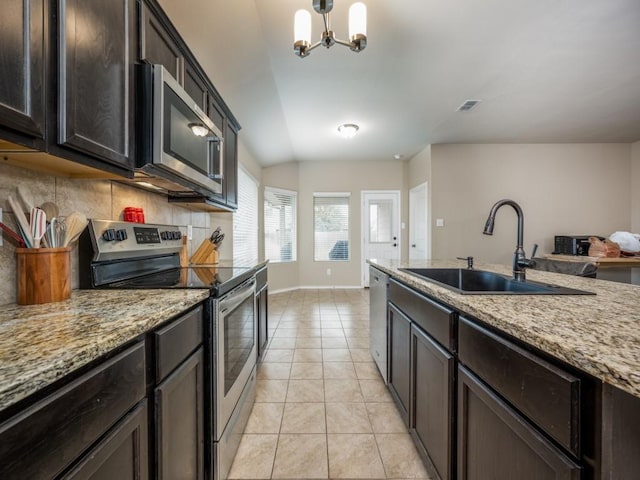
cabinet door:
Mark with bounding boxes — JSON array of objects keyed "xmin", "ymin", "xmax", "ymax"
[
  {"xmin": 207, "ymin": 96, "xmax": 225, "ymax": 133},
  {"xmin": 155, "ymin": 348, "xmax": 205, "ymax": 480},
  {"xmin": 184, "ymin": 63, "xmax": 208, "ymax": 111},
  {"xmin": 61, "ymin": 401, "xmax": 149, "ymax": 480},
  {"xmin": 58, "ymin": 0, "xmax": 135, "ymax": 169},
  {"xmin": 458, "ymin": 366, "xmax": 580, "ymax": 480},
  {"xmin": 224, "ymin": 121, "xmax": 238, "ymax": 208},
  {"xmin": 139, "ymin": 2, "xmax": 183, "ymax": 83},
  {"xmin": 412, "ymin": 325, "xmax": 454, "ymax": 480},
  {"xmin": 388, "ymin": 303, "xmax": 411, "ymax": 425},
  {"xmin": 0, "ymin": 0, "xmax": 45, "ymax": 142}
]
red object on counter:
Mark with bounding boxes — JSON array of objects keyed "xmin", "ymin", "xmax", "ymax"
[{"xmin": 124, "ymin": 207, "xmax": 144, "ymax": 223}]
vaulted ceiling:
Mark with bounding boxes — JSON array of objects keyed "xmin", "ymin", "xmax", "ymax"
[{"xmin": 160, "ymin": 0, "xmax": 640, "ymax": 166}]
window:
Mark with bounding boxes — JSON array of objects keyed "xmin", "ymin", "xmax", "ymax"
[
  {"xmin": 314, "ymin": 193, "xmax": 350, "ymax": 261},
  {"xmin": 233, "ymin": 167, "xmax": 259, "ymax": 265},
  {"xmin": 264, "ymin": 187, "xmax": 297, "ymax": 263}
]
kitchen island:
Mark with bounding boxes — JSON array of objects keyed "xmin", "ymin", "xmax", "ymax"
[{"xmin": 370, "ymin": 258, "xmax": 640, "ymax": 480}]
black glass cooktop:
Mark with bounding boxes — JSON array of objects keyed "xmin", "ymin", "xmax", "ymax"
[{"xmin": 107, "ymin": 266, "xmax": 254, "ymax": 296}]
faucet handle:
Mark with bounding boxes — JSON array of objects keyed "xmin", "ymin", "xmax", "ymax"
[
  {"xmin": 457, "ymin": 256, "xmax": 474, "ymax": 269},
  {"xmin": 530, "ymin": 243, "xmax": 539, "ymax": 259}
]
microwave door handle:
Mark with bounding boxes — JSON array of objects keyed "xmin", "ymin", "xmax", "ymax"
[{"xmin": 207, "ymin": 136, "xmax": 223, "ymax": 180}]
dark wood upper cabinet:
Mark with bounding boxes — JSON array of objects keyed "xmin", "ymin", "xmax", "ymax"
[
  {"xmin": 224, "ymin": 122, "xmax": 238, "ymax": 208},
  {"xmin": 207, "ymin": 96, "xmax": 225, "ymax": 132},
  {"xmin": 184, "ymin": 63, "xmax": 208, "ymax": 111},
  {"xmin": 139, "ymin": 1, "xmax": 183, "ymax": 83},
  {"xmin": 0, "ymin": 0, "xmax": 46, "ymax": 144},
  {"xmin": 58, "ymin": 0, "xmax": 135, "ymax": 170}
]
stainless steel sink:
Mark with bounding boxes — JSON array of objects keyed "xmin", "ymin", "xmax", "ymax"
[{"xmin": 399, "ymin": 268, "xmax": 595, "ymax": 295}]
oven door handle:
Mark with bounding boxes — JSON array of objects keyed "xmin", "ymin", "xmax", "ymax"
[{"xmin": 218, "ymin": 278, "xmax": 255, "ymax": 313}]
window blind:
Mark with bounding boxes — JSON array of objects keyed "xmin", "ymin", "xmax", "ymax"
[
  {"xmin": 264, "ymin": 187, "xmax": 297, "ymax": 263},
  {"xmin": 314, "ymin": 193, "xmax": 350, "ymax": 261},
  {"xmin": 233, "ymin": 167, "xmax": 259, "ymax": 265}
]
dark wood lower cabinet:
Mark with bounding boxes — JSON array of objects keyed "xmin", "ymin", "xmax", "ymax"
[
  {"xmin": 388, "ymin": 303, "xmax": 411, "ymax": 425},
  {"xmin": 411, "ymin": 325, "xmax": 454, "ymax": 480},
  {"xmin": 155, "ymin": 347, "xmax": 204, "ymax": 480},
  {"xmin": 61, "ymin": 401, "xmax": 149, "ymax": 480},
  {"xmin": 457, "ymin": 365, "xmax": 581, "ymax": 480},
  {"xmin": 0, "ymin": 342, "xmax": 146, "ymax": 480}
]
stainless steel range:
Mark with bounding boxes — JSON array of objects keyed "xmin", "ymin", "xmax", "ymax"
[{"xmin": 79, "ymin": 219, "xmax": 257, "ymax": 480}]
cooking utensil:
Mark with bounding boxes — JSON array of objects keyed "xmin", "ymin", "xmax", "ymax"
[
  {"xmin": 7, "ymin": 195, "xmax": 33, "ymax": 248},
  {"xmin": 17, "ymin": 186, "xmax": 34, "ymax": 213},
  {"xmin": 29, "ymin": 207, "xmax": 47, "ymax": 248},
  {"xmin": 0, "ymin": 221, "xmax": 26, "ymax": 247},
  {"xmin": 213, "ymin": 233, "xmax": 224, "ymax": 248},
  {"xmin": 62, "ymin": 212, "xmax": 88, "ymax": 247},
  {"xmin": 39, "ymin": 201, "xmax": 59, "ymax": 220},
  {"xmin": 210, "ymin": 227, "xmax": 224, "ymax": 247},
  {"xmin": 50, "ymin": 217, "xmax": 66, "ymax": 248}
]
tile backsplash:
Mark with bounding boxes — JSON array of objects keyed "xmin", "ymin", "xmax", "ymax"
[{"xmin": 0, "ymin": 163, "xmax": 233, "ymax": 305}]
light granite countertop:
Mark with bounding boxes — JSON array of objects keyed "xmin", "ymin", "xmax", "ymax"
[
  {"xmin": 0, "ymin": 289, "xmax": 209, "ymax": 412},
  {"xmin": 370, "ymin": 259, "xmax": 640, "ymax": 399}
]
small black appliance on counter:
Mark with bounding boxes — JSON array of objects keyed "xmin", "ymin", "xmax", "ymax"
[{"xmin": 553, "ymin": 235, "xmax": 605, "ymax": 256}]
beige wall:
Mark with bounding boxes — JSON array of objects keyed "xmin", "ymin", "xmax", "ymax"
[
  {"xmin": 631, "ymin": 141, "xmax": 640, "ymax": 232},
  {"xmin": 407, "ymin": 145, "xmax": 431, "ymax": 190},
  {"xmin": 430, "ymin": 144, "xmax": 632, "ymax": 265},
  {"xmin": 406, "ymin": 145, "xmax": 432, "ymax": 257},
  {"xmin": 262, "ymin": 160, "xmax": 406, "ymax": 291},
  {"xmin": 262, "ymin": 162, "xmax": 300, "ymax": 291},
  {"xmin": 0, "ymin": 163, "xmax": 232, "ymax": 305}
]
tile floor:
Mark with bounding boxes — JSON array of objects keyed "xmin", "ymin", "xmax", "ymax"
[{"xmin": 228, "ymin": 289, "xmax": 431, "ymax": 480}]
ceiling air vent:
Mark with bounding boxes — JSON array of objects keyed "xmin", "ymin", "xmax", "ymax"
[{"xmin": 456, "ymin": 99, "xmax": 481, "ymax": 112}]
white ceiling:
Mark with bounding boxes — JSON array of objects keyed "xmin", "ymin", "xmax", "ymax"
[{"xmin": 159, "ymin": 0, "xmax": 640, "ymax": 167}]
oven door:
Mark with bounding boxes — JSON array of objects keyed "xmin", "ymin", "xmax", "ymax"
[{"xmin": 215, "ymin": 278, "xmax": 256, "ymax": 438}]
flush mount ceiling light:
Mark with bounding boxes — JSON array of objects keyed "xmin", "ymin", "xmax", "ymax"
[
  {"xmin": 337, "ymin": 123, "xmax": 359, "ymax": 138},
  {"xmin": 294, "ymin": 0, "xmax": 367, "ymax": 58}
]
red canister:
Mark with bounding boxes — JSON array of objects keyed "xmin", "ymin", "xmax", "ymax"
[{"xmin": 123, "ymin": 207, "xmax": 137, "ymax": 222}]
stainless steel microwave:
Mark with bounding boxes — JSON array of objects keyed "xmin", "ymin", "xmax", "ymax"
[{"xmin": 133, "ymin": 64, "xmax": 224, "ymax": 197}]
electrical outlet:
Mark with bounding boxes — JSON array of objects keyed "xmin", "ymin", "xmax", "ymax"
[
  {"xmin": 436, "ymin": 218, "xmax": 445, "ymax": 227},
  {"xmin": 187, "ymin": 225, "xmax": 193, "ymax": 240},
  {"xmin": 326, "ymin": 268, "xmax": 331, "ymax": 276}
]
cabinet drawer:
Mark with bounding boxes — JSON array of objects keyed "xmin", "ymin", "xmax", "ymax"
[
  {"xmin": 0, "ymin": 342, "xmax": 146, "ymax": 480},
  {"xmin": 458, "ymin": 317, "xmax": 580, "ymax": 456},
  {"xmin": 389, "ymin": 279, "xmax": 456, "ymax": 352},
  {"xmin": 155, "ymin": 305, "xmax": 203, "ymax": 382}
]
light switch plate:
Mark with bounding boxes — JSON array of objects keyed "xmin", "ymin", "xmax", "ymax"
[
  {"xmin": 187, "ymin": 225, "xmax": 193, "ymax": 240},
  {"xmin": 436, "ymin": 218, "xmax": 445, "ymax": 227}
]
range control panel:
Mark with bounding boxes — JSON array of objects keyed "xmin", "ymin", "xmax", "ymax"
[{"xmin": 87, "ymin": 219, "xmax": 184, "ymax": 261}]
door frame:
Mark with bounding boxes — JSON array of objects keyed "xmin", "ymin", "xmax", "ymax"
[{"xmin": 361, "ymin": 190, "xmax": 402, "ymax": 287}]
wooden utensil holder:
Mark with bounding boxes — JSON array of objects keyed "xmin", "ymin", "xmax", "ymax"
[
  {"xmin": 16, "ymin": 247, "xmax": 71, "ymax": 305},
  {"xmin": 190, "ymin": 239, "xmax": 219, "ymax": 265}
]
